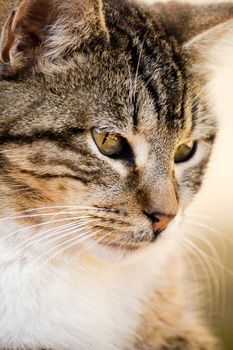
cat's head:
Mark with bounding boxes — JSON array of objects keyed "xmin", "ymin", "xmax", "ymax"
[{"xmin": 0, "ymin": 0, "xmax": 232, "ymax": 260}]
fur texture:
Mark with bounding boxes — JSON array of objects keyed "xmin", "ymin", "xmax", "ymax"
[{"xmin": 0, "ymin": 0, "xmax": 233, "ymax": 349}]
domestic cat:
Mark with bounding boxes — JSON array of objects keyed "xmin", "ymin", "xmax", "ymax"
[{"xmin": 0, "ymin": 0, "xmax": 232, "ymax": 349}]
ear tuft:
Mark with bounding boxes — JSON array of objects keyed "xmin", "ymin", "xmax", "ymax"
[
  {"xmin": 0, "ymin": 0, "xmax": 108, "ymax": 75},
  {"xmin": 1, "ymin": 10, "xmax": 16, "ymax": 63},
  {"xmin": 151, "ymin": 1, "xmax": 233, "ymax": 44},
  {"xmin": 183, "ymin": 19, "xmax": 233, "ymax": 70}
]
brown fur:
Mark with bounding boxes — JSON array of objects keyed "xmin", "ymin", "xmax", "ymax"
[
  {"xmin": 134, "ymin": 255, "xmax": 218, "ymax": 349},
  {"xmin": 1, "ymin": 0, "xmax": 233, "ymax": 349},
  {"xmin": 150, "ymin": 1, "xmax": 233, "ymax": 43}
]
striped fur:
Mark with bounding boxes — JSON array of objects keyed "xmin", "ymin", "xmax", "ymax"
[{"xmin": 0, "ymin": 0, "xmax": 233, "ymax": 349}]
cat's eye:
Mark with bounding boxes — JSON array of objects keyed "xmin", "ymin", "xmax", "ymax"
[
  {"xmin": 174, "ymin": 141, "xmax": 197, "ymax": 163},
  {"xmin": 92, "ymin": 128, "xmax": 125, "ymax": 157}
]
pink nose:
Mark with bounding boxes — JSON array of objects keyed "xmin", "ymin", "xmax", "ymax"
[
  {"xmin": 144, "ymin": 211, "xmax": 175, "ymax": 237},
  {"xmin": 151, "ymin": 213, "xmax": 174, "ymax": 233}
]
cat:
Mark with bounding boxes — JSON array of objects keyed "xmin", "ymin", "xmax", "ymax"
[{"xmin": 0, "ymin": 0, "xmax": 232, "ymax": 349}]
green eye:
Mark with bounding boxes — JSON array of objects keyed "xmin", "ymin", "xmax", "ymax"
[
  {"xmin": 92, "ymin": 128, "xmax": 124, "ymax": 157},
  {"xmin": 174, "ymin": 141, "xmax": 197, "ymax": 163}
]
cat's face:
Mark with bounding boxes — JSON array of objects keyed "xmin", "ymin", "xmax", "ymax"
[{"xmin": 0, "ymin": 0, "xmax": 225, "ymax": 258}]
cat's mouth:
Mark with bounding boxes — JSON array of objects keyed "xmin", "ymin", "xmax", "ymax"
[
  {"xmin": 95, "ymin": 228, "xmax": 164, "ymax": 253},
  {"xmin": 78, "ymin": 210, "xmax": 175, "ymax": 257},
  {"xmin": 86, "ymin": 208, "xmax": 176, "ymax": 254}
]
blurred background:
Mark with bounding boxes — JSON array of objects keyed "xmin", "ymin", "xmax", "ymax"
[
  {"xmin": 190, "ymin": 58, "xmax": 233, "ymax": 349},
  {"xmin": 185, "ymin": 60, "xmax": 233, "ymax": 349},
  {"xmin": 140, "ymin": 0, "xmax": 233, "ymax": 348}
]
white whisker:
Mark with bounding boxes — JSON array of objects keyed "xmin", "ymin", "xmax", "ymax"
[
  {"xmin": 184, "ymin": 218, "xmax": 233, "ymax": 247},
  {"xmin": 0, "ymin": 205, "xmax": 112, "ymax": 221},
  {"xmin": 1, "ymin": 218, "xmax": 101, "ymax": 270},
  {"xmin": 133, "ymin": 32, "xmax": 147, "ymax": 100},
  {"xmin": 24, "ymin": 228, "xmax": 104, "ymax": 288},
  {"xmin": 181, "ymin": 238, "xmax": 215, "ymax": 315},
  {"xmin": 0, "ymin": 215, "xmax": 93, "ymax": 248},
  {"xmin": 186, "ymin": 227, "xmax": 226, "ymax": 315}
]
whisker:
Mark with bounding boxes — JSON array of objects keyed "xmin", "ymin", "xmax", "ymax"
[
  {"xmin": 188, "ymin": 207, "xmax": 233, "ymax": 220},
  {"xmin": 182, "ymin": 231, "xmax": 231, "ymax": 317},
  {"xmin": 0, "ymin": 218, "xmax": 101, "ymax": 270},
  {"xmin": 127, "ymin": 62, "xmax": 134, "ymax": 106},
  {"xmin": 179, "ymin": 243, "xmax": 199, "ymax": 290},
  {"xmin": 0, "ymin": 215, "xmax": 93, "ymax": 248},
  {"xmin": 1, "ymin": 210, "xmax": 99, "ymax": 222},
  {"xmin": 75, "ymin": 230, "xmax": 115, "ymax": 268},
  {"xmin": 133, "ymin": 32, "xmax": 147, "ymax": 100},
  {"xmin": 181, "ymin": 238, "xmax": 216, "ymax": 315},
  {"xmin": 185, "ymin": 225, "xmax": 225, "ymax": 263},
  {"xmin": 184, "ymin": 229, "xmax": 226, "ymax": 316},
  {"xmin": 24, "ymin": 228, "xmax": 104, "ymax": 287},
  {"xmin": 0, "ymin": 205, "xmax": 113, "ymax": 221},
  {"xmin": 184, "ymin": 218, "xmax": 233, "ymax": 246}
]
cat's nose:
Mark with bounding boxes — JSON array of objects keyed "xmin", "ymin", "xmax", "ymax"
[{"xmin": 144, "ymin": 211, "xmax": 175, "ymax": 237}]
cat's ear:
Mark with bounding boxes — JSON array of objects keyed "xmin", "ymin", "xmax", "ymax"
[
  {"xmin": 0, "ymin": 0, "xmax": 108, "ymax": 75},
  {"xmin": 152, "ymin": 2, "xmax": 233, "ymax": 44},
  {"xmin": 183, "ymin": 19, "xmax": 233, "ymax": 69}
]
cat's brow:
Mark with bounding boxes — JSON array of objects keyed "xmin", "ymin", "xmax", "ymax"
[{"xmin": 0, "ymin": 128, "xmax": 84, "ymax": 145}]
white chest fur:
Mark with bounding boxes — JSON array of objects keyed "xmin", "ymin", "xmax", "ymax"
[{"xmin": 0, "ymin": 221, "xmax": 177, "ymax": 350}]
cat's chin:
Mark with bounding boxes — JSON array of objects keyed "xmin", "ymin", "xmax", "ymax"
[
  {"xmin": 79, "ymin": 218, "xmax": 181, "ymax": 264},
  {"xmin": 79, "ymin": 235, "xmax": 169, "ymax": 264},
  {"xmin": 79, "ymin": 240, "xmax": 144, "ymax": 263}
]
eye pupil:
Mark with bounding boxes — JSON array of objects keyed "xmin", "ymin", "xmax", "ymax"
[
  {"xmin": 102, "ymin": 133, "xmax": 109, "ymax": 145},
  {"xmin": 92, "ymin": 128, "xmax": 124, "ymax": 157},
  {"xmin": 174, "ymin": 141, "xmax": 197, "ymax": 163}
]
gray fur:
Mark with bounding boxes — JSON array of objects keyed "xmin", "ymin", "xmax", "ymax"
[{"xmin": 0, "ymin": 0, "xmax": 233, "ymax": 348}]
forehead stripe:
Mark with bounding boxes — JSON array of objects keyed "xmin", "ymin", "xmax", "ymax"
[{"xmin": 0, "ymin": 128, "xmax": 84, "ymax": 145}]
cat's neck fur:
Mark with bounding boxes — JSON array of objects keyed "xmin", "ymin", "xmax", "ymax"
[
  {"xmin": 1, "ymin": 0, "xmax": 232, "ymax": 348},
  {"xmin": 0, "ymin": 219, "xmax": 185, "ymax": 350}
]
